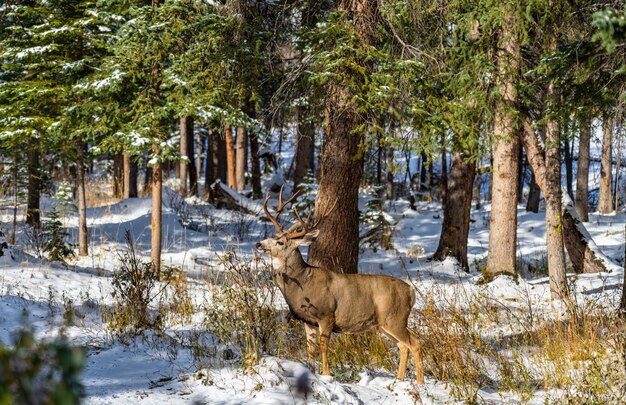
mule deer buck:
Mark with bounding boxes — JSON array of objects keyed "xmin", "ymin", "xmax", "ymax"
[{"xmin": 256, "ymin": 188, "xmax": 424, "ymax": 383}]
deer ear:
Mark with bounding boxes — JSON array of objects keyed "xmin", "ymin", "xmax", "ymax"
[{"xmin": 298, "ymin": 229, "xmax": 319, "ymax": 246}]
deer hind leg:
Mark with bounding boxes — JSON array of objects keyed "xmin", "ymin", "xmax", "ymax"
[
  {"xmin": 318, "ymin": 321, "xmax": 333, "ymax": 376},
  {"xmin": 381, "ymin": 325, "xmax": 424, "ymax": 384},
  {"xmin": 304, "ymin": 323, "xmax": 319, "ymax": 370}
]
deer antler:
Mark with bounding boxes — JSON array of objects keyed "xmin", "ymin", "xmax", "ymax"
[
  {"xmin": 284, "ymin": 206, "xmax": 318, "ymax": 239},
  {"xmin": 262, "ymin": 185, "xmax": 300, "ymax": 234}
]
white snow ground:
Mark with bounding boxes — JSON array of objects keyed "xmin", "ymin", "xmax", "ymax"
[{"xmin": 1, "ymin": 189, "xmax": 624, "ymax": 404}]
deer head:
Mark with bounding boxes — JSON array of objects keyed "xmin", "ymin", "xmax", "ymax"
[{"xmin": 256, "ymin": 186, "xmax": 319, "ymax": 263}]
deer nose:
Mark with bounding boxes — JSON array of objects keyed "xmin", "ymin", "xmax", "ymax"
[{"xmin": 256, "ymin": 242, "xmax": 262, "ymax": 249}]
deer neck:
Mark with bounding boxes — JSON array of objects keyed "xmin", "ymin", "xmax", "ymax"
[{"xmin": 270, "ymin": 248, "xmax": 312, "ymax": 289}]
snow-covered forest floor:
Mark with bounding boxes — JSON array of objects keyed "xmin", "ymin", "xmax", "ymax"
[
  {"xmin": 2, "ymin": 136, "xmax": 626, "ymax": 404},
  {"xmin": 2, "ymin": 185, "xmax": 625, "ymax": 404}
]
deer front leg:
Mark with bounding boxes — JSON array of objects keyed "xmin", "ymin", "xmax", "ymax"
[
  {"xmin": 318, "ymin": 321, "xmax": 333, "ymax": 376},
  {"xmin": 304, "ymin": 323, "xmax": 319, "ymax": 370},
  {"xmin": 397, "ymin": 344, "xmax": 409, "ymax": 380}
]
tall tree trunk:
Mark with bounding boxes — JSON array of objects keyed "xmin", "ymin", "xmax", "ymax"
[
  {"xmin": 598, "ymin": 116, "xmax": 613, "ymax": 213},
  {"xmin": 179, "ymin": 117, "xmax": 189, "ymax": 196},
  {"xmin": 26, "ymin": 142, "xmax": 41, "ymax": 228},
  {"xmin": 294, "ymin": 108, "xmax": 315, "ymax": 191},
  {"xmin": 432, "ymin": 152, "xmax": 475, "ymax": 271},
  {"xmin": 143, "ymin": 153, "xmax": 151, "ymax": 195},
  {"xmin": 543, "ymin": 118, "xmax": 569, "ymax": 300},
  {"xmin": 618, "ymin": 218, "xmax": 626, "ymax": 316},
  {"xmin": 563, "ymin": 137, "xmax": 574, "ymax": 200},
  {"xmin": 225, "ymin": 125, "xmax": 236, "ymax": 189},
  {"xmin": 526, "ymin": 170, "xmax": 541, "ymax": 213},
  {"xmin": 151, "ymin": 158, "xmax": 162, "ymax": 275},
  {"xmin": 197, "ymin": 128, "xmax": 203, "ymax": 183},
  {"xmin": 123, "ymin": 153, "xmax": 138, "ymax": 198},
  {"xmin": 614, "ymin": 119, "xmax": 622, "ymax": 211},
  {"xmin": 205, "ymin": 128, "xmax": 217, "ymax": 199},
  {"xmin": 575, "ymin": 115, "xmax": 591, "ymax": 221},
  {"xmin": 485, "ymin": 12, "xmax": 520, "ymax": 278},
  {"xmin": 235, "ymin": 126, "xmax": 247, "ymax": 192},
  {"xmin": 187, "ymin": 117, "xmax": 198, "ymax": 196},
  {"xmin": 249, "ymin": 127, "xmax": 262, "ymax": 199},
  {"xmin": 150, "ymin": 0, "xmax": 162, "ymax": 275},
  {"xmin": 76, "ymin": 140, "xmax": 88, "ymax": 256},
  {"xmin": 10, "ymin": 152, "xmax": 18, "ymax": 244},
  {"xmin": 419, "ymin": 151, "xmax": 428, "ymax": 190},
  {"xmin": 518, "ymin": 147, "xmax": 525, "ymax": 203},
  {"xmin": 386, "ymin": 147, "xmax": 394, "ymax": 201},
  {"xmin": 309, "ymin": 0, "xmax": 373, "ymax": 274},
  {"xmin": 113, "ymin": 154, "xmax": 124, "ymax": 199}
]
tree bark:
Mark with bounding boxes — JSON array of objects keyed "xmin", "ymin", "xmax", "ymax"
[
  {"xmin": 179, "ymin": 117, "xmax": 189, "ymax": 196},
  {"xmin": 523, "ymin": 115, "xmax": 606, "ymax": 277},
  {"xmin": 308, "ymin": 0, "xmax": 374, "ymax": 274},
  {"xmin": 485, "ymin": 12, "xmax": 520, "ymax": 278},
  {"xmin": 26, "ymin": 142, "xmax": 41, "ymax": 228},
  {"xmin": 440, "ymin": 145, "xmax": 448, "ymax": 205},
  {"xmin": 123, "ymin": 153, "xmax": 138, "ymax": 198},
  {"xmin": 76, "ymin": 140, "xmax": 88, "ymax": 256},
  {"xmin": 187, "ymin": 117, "xmax": 197, "ymax": 196},
  {"xmin": 294, "ymin": 108, "xmax": 315, "ymax": 191},
  {"xmin": 618, "ymin": 218, "xmax": 626, "ymax": 316},
  {"xmin": 249, "ymin": 127, "xmax": 262, "ymax": 199},
  {"xmin": 151, "ymin": 156, "xmax": 162, "ymax": 275},
  {"xmin": 575, "ymin": 115, "xmax": 591, "ymax": 221},
  {"xmin": 10, "ymin": 152, "xmax": 18, "ymax": 244},
  {"xmin": 205, "ymin": 128, "xmax": 217, "ymax": 199},
  {"xmin": 432, "ymin": 152, "xmax": 475, "ymax": 271},
  {"xmin": 113, "ymin": 154, "xmax": 124, "ymax": 199},
  {"xmin": 235, "ymin": 126, "xmax": 247, "ymax": 192},
  {"xmin": 543, "ymin": 118, "xmax": 569, "ymax": 300},
  {"xmin": 225, "ymin": 125, "xmax": 236, "ymax": 189},
  {"xmin": 563, "ymin": 137, "xmax": 574, "ymax": 200},
  {"xmin": 598, "ymin": 116, "xmax": 613, "ymax": 213},
  {"xmin": 526, "ymin": 170, "xmax": 541, "ymax": 213}
]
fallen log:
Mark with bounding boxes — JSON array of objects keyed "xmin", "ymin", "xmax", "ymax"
[
  {"xmin": 562, "ymin": 191, "xmax": 621, "ymax": 274},
  {"xmin": 209, "ymin": 180, "xmax": 263, "ymax": 216}
]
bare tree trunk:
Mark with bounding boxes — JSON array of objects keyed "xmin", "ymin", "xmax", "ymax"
[
  {"xmin": 235, "ymin": 126, "xmax": 247, "ymax": 192},
  {"xmin": 526, "ymin": 170, "xmax": 541, "ymax": 213},
  {"xmin": 151, "ymin": 158, "xmax": 162, "ymax": 275},
  {"xmin": 564, "ymin": 137, "xmax": 574, "ymax": 200},
  {"xmin": 113, "ymin": 154, "xmax": 124, "ymax": 199},
  {"xmin": 485, "ymin": 12, "xmax": 520, "ymax": 278},
  {"xmin": 598, "ymin": 116, "xmax": 613, "ymax": 213},
  {"xmin": 143, "ymin": 154, "xmax": 151, "ymax": 195},
  {"xmin": 179, "ymin": 117, "xmax": 189, "ymax": 196},
  {"xmin": 205, "ymin": 128, "xmax": 217, "ymax": 199},
  {"xmin": 386, "ymin": 147, "xmax": 394, "ymax": 201},
  {"xmin": 225, "ymin": 125, "xmax": 236, "ymax": 189},
  {"xmin": 196, "ymin": 128, "xmax": 203, "ymax": 183},
  {"xmin": 309, "ymin": 0, "xmax": 374, "ymax": 274},
  {"xmin": 187, "ymin": 117, "xmax": 198, "ymax": 196},
  {"xmin": 432, "ymin": 152, "xmax": 475, "ymax": 271},
  {"xmin": 575, "ymin": 115, "xmax": 591, "ymax": 221},
  {"xmin": 544, "ymin": 118, "xmax": 569, "ymax": 300},
  {"xmin": 249, "ymin": 127, "xmax": 262, "ymax": 199},
  {"xmin": 618, "ymin": 218, "xmax": 626, "ymax": 319},
  {"xmin": 294, "ymin": 108, "xmax": 315, "ymax": 191},
  {"xmin": 26, "ymin": 142, "xmax": 41, "ymax": 228},
  {"xmin": 123, "ymin": 153, "xmax": 138, "ymax": 198},
  {"xmin": 10, "ymin": 152, "xmax": 19, "ymax": 244},
  {"xmin": 518, "ymin": 147, "xmax": 525, "ymax": 204},
  {"xmin": 76, "ymin": 140, "xmax": 88, "ymax": 256},
  {"xmin": 614, "ymin": 119, "xmax": 622, "ymax": 212}
]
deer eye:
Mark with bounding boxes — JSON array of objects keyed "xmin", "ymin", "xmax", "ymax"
[{"xmin": 277, "ymin": 241, "xmax": 284, "ymax": 246}]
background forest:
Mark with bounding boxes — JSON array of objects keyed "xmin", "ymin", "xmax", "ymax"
[{"xmin": 3, "ymin": 0, "xmax": 626, "ymax": 403}]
